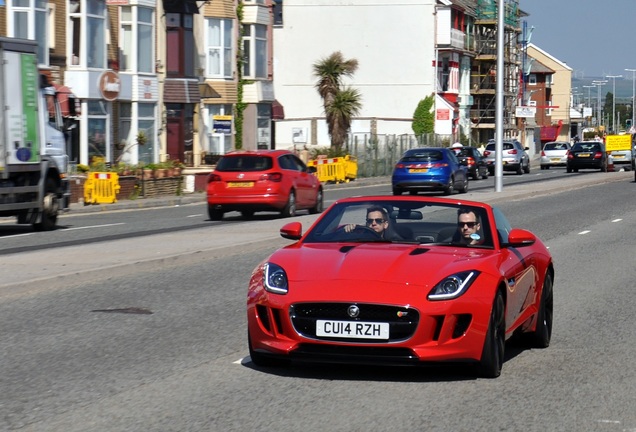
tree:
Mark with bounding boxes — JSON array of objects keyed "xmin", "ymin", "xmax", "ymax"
[
  {"xmin": 313, "ymin": 52, "xmax": 362, "ymax": 153},
  {"xmin": 412, "ymin": 94, "xmax": 435, "ymax": 136}
]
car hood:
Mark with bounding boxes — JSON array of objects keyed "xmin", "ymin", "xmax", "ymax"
[{"xmin": 270, "ymin": 243, "xmax": 496, "ymax": 285}]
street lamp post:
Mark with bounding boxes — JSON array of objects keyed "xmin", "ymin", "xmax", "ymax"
[
  {"xmin": 625, "ymin": 68, "xmax": 636, "ymax": 130},
  {"xmin": 593, "ymin": 80, "xmax": 607, "ymax": 129},
  {"xmin": 606, "ymin": 74, "xmax": 622, "ymax": 132}
]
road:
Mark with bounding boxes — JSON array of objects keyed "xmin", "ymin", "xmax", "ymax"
[{"xmin": 1, "ymin": 169, "xmax": 635, "ymax": 431}]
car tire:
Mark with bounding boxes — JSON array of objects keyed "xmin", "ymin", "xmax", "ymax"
[
  {"xmin": 282, "ymin": 190, "xmax": 296, "ymax": 217},
  {"xmin": 459, "ymin": 177, "xmax": 469, "ymax": 193},
  {"xmin": 208, "ymin": 205, "xmax": 223, "ymax": 221},
  {"xmin": 566, "ymin": 166, "xmax": 572, "ymax": 173},
  {"xmin": 444, "ymin": 177, "xmax": 454, "ymax": 195},
  {"xmin": 481, "ymin": 170, "xmax": 489, "ymax": 180},
  {"xmin": 248, "ymin": 331, "xmax": 289, "ymax": 368},
  {"xmin": 392, "ymin": 187, "xmax": 403, "ymax": 196},
  {"xmin": 309, "ymin": 188, "xmax": 324, "ymax": 214},
  {"xmin": 516, "ymin": 164, "xmax": 523, "ymax": 175},
  {"xmin": 477, "ymin": 290, "xmax": 505, "ymax": 378},
  {"xmin": 527, "ymin": 272, "xmax": 553, "ymax": 348},
  {"xmin": 523, "ymin": 162, "xmax": 530, "ymax": 174},
  {"xmin": 241, "ymin": 210, "xmax": 255, "ymax": 219}
]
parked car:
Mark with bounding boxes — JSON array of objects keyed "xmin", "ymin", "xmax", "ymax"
[
  {"xmin": 206, "ymin": 150, "xmax": 323, "ymax": 220},
  {"xmin": 247, "ymin": 195, "xmax": 554, "ymax": 378},
  {"xmin": 482, "ymin": 140, "xmax": 531, "ymax": 175},
  {"xmin": 451, "ymin": 146, "xmax": 489, "ymax": 180},
  {"xmin": 540, "ymin": 141, "xmax": 571, "ymax": 169},
  {"xmin": 391, "ymin": 147, "xmax": 469, "ymax": 195},
  {"xmin": 566, "ymin": 141, "xmax": 607, "ymax": 173},
  {"xmin": 609, "ymin": 148, "xmax": 632, "ymax": 166}
]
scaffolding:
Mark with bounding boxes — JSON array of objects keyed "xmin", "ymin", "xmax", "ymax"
[{"xmin": 470, "ymin": 0, "xmax": 521, "ymax": 144}]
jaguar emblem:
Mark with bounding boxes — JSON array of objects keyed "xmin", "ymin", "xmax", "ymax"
[{"xmin": 347, "ymin": 305, "xmax": 360, "ymax": 318}]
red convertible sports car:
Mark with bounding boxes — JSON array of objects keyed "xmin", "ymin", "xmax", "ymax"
[{"xmin": 247, "ymin": 196, "xmax": 554, "ymax": 378}]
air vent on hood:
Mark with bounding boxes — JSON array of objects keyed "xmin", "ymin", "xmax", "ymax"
[
  {"xmin": 339, "ymin": 245, "xmax": 357, "ymax": 253},
  {"xmin": 409, "ymin": 248, "xmax": 430, "ymax": 256}
]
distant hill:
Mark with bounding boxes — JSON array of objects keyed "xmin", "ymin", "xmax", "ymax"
[{"xmin": 573, "ymin": 76, "xmax": 634, "ymax": 105}]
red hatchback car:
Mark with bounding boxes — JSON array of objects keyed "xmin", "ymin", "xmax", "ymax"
[
  {"xmin": 247, "ymin": 196, "xmax": 554, "ymax": 378},
  {"xmin": 207, "ymin": 150, "xmax": 323, "ymax": 220}
]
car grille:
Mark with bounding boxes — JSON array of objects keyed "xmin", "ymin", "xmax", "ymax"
[{"xmin": 290, "ymin": 302, "xmax": 419, "ymax": 343}]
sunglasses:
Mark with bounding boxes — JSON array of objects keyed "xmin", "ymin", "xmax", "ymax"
[
  {"xmin": 366, "ymin": 218, "xmax": 386, "ymax": 225},
  {"xmin": 458, "ymin": 221, "xmax": 478, "ymax": 228}
]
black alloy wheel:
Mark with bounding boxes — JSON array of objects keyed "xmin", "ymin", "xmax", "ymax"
[{"xmin": 478, "ymin": 290, "xmax": 505, "ymax": 378}]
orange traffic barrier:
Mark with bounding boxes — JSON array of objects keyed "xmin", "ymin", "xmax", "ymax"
[{"xmin": 307, "ymin": 155, "xmax": 357, "ymax": 183}]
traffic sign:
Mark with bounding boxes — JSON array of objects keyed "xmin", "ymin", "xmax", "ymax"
[{"xmin": 605, "ymin": 134, "xmax": 632, "ymax": 151}]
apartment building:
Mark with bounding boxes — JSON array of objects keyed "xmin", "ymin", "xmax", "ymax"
[{"xmin": 0, "ymin": 0, "xmax": 276, "ymax": 168}]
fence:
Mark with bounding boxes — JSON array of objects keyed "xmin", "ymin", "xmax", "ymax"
[{"xmin": 345, "ymin": 133, "xmax": 448, "ymax": 177}]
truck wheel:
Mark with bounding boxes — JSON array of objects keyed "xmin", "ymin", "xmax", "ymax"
[{"xmin": 34, "ymin": 179, "xmax": 59, "ymax": 231}]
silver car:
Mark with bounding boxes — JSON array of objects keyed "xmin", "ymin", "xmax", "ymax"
[
  {"xmin": 482, "ymin": 140, "xmax": 531, "ymax": 175},
  {"xmin": 540, "ymin": 141, "xmax": 571, "ymax": 170}
]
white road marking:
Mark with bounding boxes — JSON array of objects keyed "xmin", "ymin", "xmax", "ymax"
[
  {"xmin": 578, "ymin": 230, "xmax": 591, "ymax": 235},
  {"xmin": 62, "ymin": 223, "xmax": 126, "ymax": 231},
  {"xmin": 611, "ymin": 218, "xmax": 622, "ymax": 222},
  {"xmin": 187, "ymin": 214, "xmax": 203, "ymax": 218},
  {"xmin": 234, "ymin": 358, "xmax": 245, "ymax": 364}
]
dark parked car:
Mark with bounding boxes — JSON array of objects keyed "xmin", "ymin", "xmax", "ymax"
[
  {"xmin": 451, "ymin": 146, "xmax": 489, "ymax": 180},
  {"xmin": 482, "ymin": 140, "xmax": 531, "ymax": 175},
  {"xmin": 206, "ymin": 150, "xmax": 323, "ymax": 220},
  {"xmin": 566, "ymin": 141, "xmax": 607, "ymax": 173},
  {"xmin": 392, "ymin": 147, "xmax": 469, "ymax": 195}
]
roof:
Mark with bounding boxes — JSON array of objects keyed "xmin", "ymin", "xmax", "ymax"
[
  {"xmin": 527, "ymin": 43, "xmax": 573, "ymax": 71},
  {"xmin": 528, "ymin": 58, "xmax": 554, "ymax": 74}
]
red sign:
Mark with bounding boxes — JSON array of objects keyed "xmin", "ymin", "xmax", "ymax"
[
  {"xmin": 106, "ymin": 0, "xmax": 129, "ymax": 5},
  {"xmin": 436, "ymin": 109, "xmax": 450, "ymax": 120},
  {"xmin": 98, "ymin": 71, "xmax": 121, "ymax": 102}
]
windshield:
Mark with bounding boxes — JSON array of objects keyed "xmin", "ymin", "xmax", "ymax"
[{"xmin": 304, "ymin": 200, "xmax": 494, "ymax": 248}]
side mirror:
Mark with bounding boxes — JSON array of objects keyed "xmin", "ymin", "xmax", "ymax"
[
  {"xmin": 506, "ymin": 228, "xmax": 536, "ymax": 247},
  {"xmin": 280, "ymin": 222, "xmax": 302, "ymax": 240},
  {"xmin": 307, "ymin": 166, "xmax": 317, "ymax": 174}
]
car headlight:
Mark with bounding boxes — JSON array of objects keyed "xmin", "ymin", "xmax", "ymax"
[
  {"xmin": 264, "ymin": 262, "xmax": 288, "ymax": 294},
  {"xmin": 428, "ymin": 270, "xmax": 480, "ymax": 300}
]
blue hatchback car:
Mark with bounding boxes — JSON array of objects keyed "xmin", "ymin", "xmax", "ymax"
[{"xmin": 392, "ymin": 147, "xmax": 469, "ymax": 195}]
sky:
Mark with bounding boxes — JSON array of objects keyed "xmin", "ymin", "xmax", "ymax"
[{"xmin": 521, "ymin": 0, "xmax": 636, "ymax": 80}]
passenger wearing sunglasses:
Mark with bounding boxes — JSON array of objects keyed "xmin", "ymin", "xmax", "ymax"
[
  {"xmin": 456, "ymin": 208, "xmax": 484, "ymax": 245},
  {"xmin": 344, "ymin": 205, "xmax": 391, "ymax": 238}
]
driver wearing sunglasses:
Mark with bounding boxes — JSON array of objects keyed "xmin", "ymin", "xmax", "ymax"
[
  {"xmin": 457, "ymin": 208, "xmax": 484, "ymax": 245},
  {"xmin": 345, "ymin": 206, "xmax": 390, "ymax": 238}
]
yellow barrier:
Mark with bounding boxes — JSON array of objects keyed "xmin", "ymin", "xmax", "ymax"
[
  {"xmin": 84, "ymin": 172, "xmax": 121, "ymax": 204},
  {"xmin": 308, "ymin": 155, "xmax": 358, "ymax": 184}
]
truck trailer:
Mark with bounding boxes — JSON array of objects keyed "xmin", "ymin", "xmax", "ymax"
[{"xmin": 0, "ymin": 37, "xmax": 71, "ymax": 231}]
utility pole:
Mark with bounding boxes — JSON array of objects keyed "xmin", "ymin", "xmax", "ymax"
[
  {"xmin": 593, "ymin": 80, "xmax": 607, "ymax": 129},
  {"xmin": 625, "ymin": 68, "xmax": 636, "ymax": 130},
  {"xmin": 606, "ymin": 75, "xmax": 622, "ymax": 133}
]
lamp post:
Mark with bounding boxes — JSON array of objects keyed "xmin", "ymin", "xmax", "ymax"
[
  {"xmin": 606, "ymin": 74, "xmax": 622, "ymax": 132},
  {"xmin": 592, "ymin": 80, "xmax": 607, "ymax": 129},
  {"xmin": 625, "ymin": 68, "xmax": 636, "ymax": 130}
]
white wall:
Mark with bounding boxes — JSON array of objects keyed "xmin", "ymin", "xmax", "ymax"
[{"xmin": 273, "ymin": 0, "xmax": 437, "ymax": 148}]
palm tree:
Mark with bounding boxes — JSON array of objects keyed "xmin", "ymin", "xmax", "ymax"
[{"xmin": 313, "ymin": 52, "xmax": 362, "ymax": 152}]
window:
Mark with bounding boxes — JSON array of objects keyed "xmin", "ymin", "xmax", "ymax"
[
  {"xmin": 243, "ymin": 24, "xmax": 268, "ymax": 79},
  {"xmin": 8, "ymin": 0, "xmax": 49, "ymax": 65},
  {"xmin": 70, "ymin": 0, "xmax": 106, "ymax": 68},
  {"xmin": 273, "ymin": 0, "xmax": 283, "ymax": 26},
  {"xmin": 138, "ymin": 103, "xmax": 156, "ymax": 164},
  {"xmin": 547, "ymin": 100, "xmax": 553, "ymax": 117},
  {"xmin": 257, "ymin": 104, "xmax": 271, "ymax": 149},
  {"xmin": 167, "ymin": 13, "xmax": 195, "ymax": 77},
  {"xmin": 206, "ymin": 104, "xmax": 233, "ymax": 155},
  {"xmin": 120, "ymin": 6, "xmax": 155, "ymax": 73},
  {"xmin": 205, "ymin": 18, "xmax": 233, "ymax": 78},
  {"xmin": 528, "ymin": 74, "xmax": 537, "ymax": 85},
  {"xmin": 87, "ymin": 100, "xmax": 108, "ymax": 162}
]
